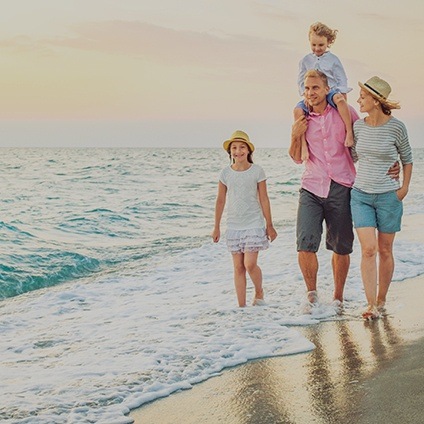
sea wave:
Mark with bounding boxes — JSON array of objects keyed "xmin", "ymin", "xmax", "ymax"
[{"xmin": 0, "ymin": 251, "xmax": 100, "ymax": 298}]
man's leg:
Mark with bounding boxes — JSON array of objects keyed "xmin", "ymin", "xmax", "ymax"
[
  {"xmin": 298, "ymin": 251, "xmax": 318, "ymax": 293},
  {"xmin": 332, "ymin": 253, "xmax": 350, "ymax": 302}
]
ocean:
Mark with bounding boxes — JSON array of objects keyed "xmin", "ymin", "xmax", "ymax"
[{"xmin": 1, "ymin": 147, "xmax": 423, "ymax": 423}]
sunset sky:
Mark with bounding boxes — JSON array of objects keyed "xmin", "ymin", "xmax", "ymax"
[{"xmin": 1, "ymin": 0, "xmax": 423, "ymax": 148}]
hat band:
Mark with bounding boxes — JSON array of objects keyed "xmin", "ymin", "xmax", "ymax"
[{"xmin": 364, "ymin": 83, "xmax": 386, "ymax": 99}]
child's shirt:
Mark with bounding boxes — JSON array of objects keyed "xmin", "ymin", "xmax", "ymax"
[
  {"xmin": 219, "ymin": 164, "xmax": 266, "ymax": 231},
  {"xmin": 298, "ymin": 51, "xmax": 351, "ymax": 96}
]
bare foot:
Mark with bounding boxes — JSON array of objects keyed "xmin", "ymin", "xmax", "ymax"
[
  {"xmin": 362, "ymin": 305, "xmax": 380, "ymax": 321},
  {"xmin": 252, "ymin": 290, "xmax": 265, "ymax": 306}
]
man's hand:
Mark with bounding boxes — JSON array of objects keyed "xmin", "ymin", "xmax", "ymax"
[
  {"xmin": 292, "ymin": 115, "xmax": 308, "ymax": 138},
  {"xmin": 387, "ymin": 161, "xmax": 400, "ymax": 180}
]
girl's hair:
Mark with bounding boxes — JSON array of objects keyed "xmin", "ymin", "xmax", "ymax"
[
  {"xmin": 227, "ymin": 142, "xmax": 254, "ymax": 164},
  {"xmin": 309, "ymin": 22, "xmax": 338, "ymax": 46}
]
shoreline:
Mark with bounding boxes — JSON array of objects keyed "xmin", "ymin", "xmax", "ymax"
[
  {"xmin": 130, "ymin": 214, "xmax": 424, "ymax": 424},
  {"xmin": 130, "ymin": 274, "xmax": 424, "ymax": 424}
]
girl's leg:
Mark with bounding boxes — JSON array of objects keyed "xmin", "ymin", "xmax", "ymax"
[
  {"xmin": 232, "ymin": 253, "xmax": 247, "ymax": 307},
  {"xmin": 376, "ymin": 231, "xmax": 396, "ymax": 307},
  {"xmin": 243, "ymin": 252, "xmax": 264, "ymax": 303},
  {"xmin": 356, "ymin": 227, "xmax": 378, "ymax": 309}
]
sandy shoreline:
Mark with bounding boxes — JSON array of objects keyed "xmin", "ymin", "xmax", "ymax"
[{"xmin": 130, "ymin": 215, "xmax": 424, "ymax": 424}]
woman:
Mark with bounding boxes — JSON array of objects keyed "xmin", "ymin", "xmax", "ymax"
[{"xmin": 351, "ymin": 76, "xmax": 413, "ymax": 320}]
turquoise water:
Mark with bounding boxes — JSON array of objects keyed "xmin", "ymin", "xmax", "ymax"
[{"xmin": 0, "ymin": 148, "xmax": 220, "ymax": 298}]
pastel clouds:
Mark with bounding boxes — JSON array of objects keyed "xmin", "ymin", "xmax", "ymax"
[
  {"xmin": 0, "ymin": 20, "xmax": 299, "ymax": 121},
  {"xmin": 0, "ymin": 0, "xmax": 423, "ymax": 146}
]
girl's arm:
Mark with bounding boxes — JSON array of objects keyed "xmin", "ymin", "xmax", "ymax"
[
  {"xmin": 258, "ymin": 180, "xmax": 277, "ymax": 242},
  {"xmin": 212, "ymin": 181, "xmax": 227, "ymax": 243}
]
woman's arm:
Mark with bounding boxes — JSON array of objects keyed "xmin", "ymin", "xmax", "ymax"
[{"xmin": 397, "ymin": 163, "xmax": 413, "ymax": 201}]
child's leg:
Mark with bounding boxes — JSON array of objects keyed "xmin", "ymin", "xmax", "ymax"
[
  {"xmin": 332, "ymin": 93, "xmax": 354, "ymax": 147},
  {"xmin": 232, "ymin": 253, "xmax": 247, "ymax": 307},
  {"xmin": 294, "ymin": 107, "xmax": 309, "ymax": 161},
  {"xmin": 243, "ymin": 252, "xmax": 264, "ymax": 303}
]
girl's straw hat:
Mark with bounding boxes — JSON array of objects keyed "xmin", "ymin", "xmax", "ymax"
[
  {"xmin": 223, "ymin": 130, "xmax": 255, "ymax": 152},
  {"xmin": 358, "ymin": 76, "xmax": 400, "ymax": 109}
]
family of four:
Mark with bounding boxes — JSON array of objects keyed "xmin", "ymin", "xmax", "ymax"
[{"xmin": 212, "ymin": 22, "xmax": 413, "ymax": 320}]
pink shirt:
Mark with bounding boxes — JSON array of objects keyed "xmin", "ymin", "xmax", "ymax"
[{"xmin": 299, "ymin": 104, "xmax": 358, "ymax": 198}]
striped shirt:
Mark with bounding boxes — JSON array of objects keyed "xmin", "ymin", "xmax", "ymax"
[{"xmin": 352, "ymin": 117, "xmax": 413, "ymax": 194}]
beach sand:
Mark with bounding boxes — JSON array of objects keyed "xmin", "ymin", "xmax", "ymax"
[{"xmin": 130, "ymin": 215, "xmax": 424, "ymax": 424}]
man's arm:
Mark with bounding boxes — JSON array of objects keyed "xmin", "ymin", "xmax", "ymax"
[{"xmin": 289, "ymin": 116, "xmax": 307, "ymax": 162}]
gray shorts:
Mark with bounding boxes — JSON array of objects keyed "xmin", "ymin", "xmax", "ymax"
[{"xmin": 296, "ymin": 181, "xmax": 354, "ymax": 254}]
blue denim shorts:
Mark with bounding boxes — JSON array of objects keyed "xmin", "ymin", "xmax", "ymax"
[{"xmin": 350, "ymin": 188, "xmax": 403, "ymax": 233}]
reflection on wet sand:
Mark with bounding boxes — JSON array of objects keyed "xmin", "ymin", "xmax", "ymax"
[
  {"xmin": 229, "ymin": 315, "xmax": 403, "ymax": 424},
  {"xmin": 133, "ymin": 314, "xmax": 406, "ymax": 424}
]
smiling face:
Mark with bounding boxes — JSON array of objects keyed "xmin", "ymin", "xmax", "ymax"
[
  {"xmin": 304, "ymin": 75, "xmax": 329, "ymax": 112},
  {"xmin": 357, "ymin": 88, "xmax": 379, "ymax": 114},
  {"xmin": 229, "ymin": 141, "xmax": 250, "ymax": 164},
  {"xmin": 309, "ymin": 33, "xmax": 329, "ymax": 57}
]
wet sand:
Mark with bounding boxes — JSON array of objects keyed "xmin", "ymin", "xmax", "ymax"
[{"xmin": 130, "ymin": 216, "xmax": 424, "ymax": 424}]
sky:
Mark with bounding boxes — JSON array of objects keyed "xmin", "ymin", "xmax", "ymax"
[{"xmin": 0, "ymin": 0, "xmax": 423, "ymax": 148}]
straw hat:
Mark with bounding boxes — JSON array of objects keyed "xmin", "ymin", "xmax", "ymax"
[
  {"xmin": 358, "ymin": 76, "xmax": 400, "ymax": 109},
  {"xmin": 223, "ymin": 130, "xmax": 255, "ymax": 152}
]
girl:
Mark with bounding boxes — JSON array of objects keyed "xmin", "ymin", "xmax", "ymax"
[
  {"xmin": 351, "ymin": 76, "xmax": 413, "ymax": 320},
  {"xmin": 212, "ymin": 130, "xmax": 277, "ymax": 307},
  {"xmin": 295, "ymin": 22, "xmax": 353, "ymax": 161}
]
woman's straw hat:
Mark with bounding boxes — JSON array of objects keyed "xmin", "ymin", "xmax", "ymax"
[
  {"xmin": 358, "ymin": 76, "xmax": 400, "ymax": 109},
  {"xmin": 223, "ymin": 130, "xmax": 255, "ymax": 152}
]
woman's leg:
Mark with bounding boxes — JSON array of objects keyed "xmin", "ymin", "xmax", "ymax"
[
  {"xmin": 376, "ymin": 231, "xmax": 396, "ymax": 306},
  {"xmin": 232, "ymin": 253, "xmax": 247, "ymax": 307},
  {"xmin": 356, "ymin": 227, "xmax": 378, "ymax": 308}
]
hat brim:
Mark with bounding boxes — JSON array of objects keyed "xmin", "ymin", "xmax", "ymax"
[
  {"xmin": 358, "ymin": 81, "xmax": 399, "ymax": 109},
  {"xmin": 223, "ymin": 138, "xmax": 255, "ymax": 152}
]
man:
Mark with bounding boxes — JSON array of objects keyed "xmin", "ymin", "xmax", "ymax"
[{"xmin": 289, "ymin": 69, "xmax": 358, "ymax": 312}]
